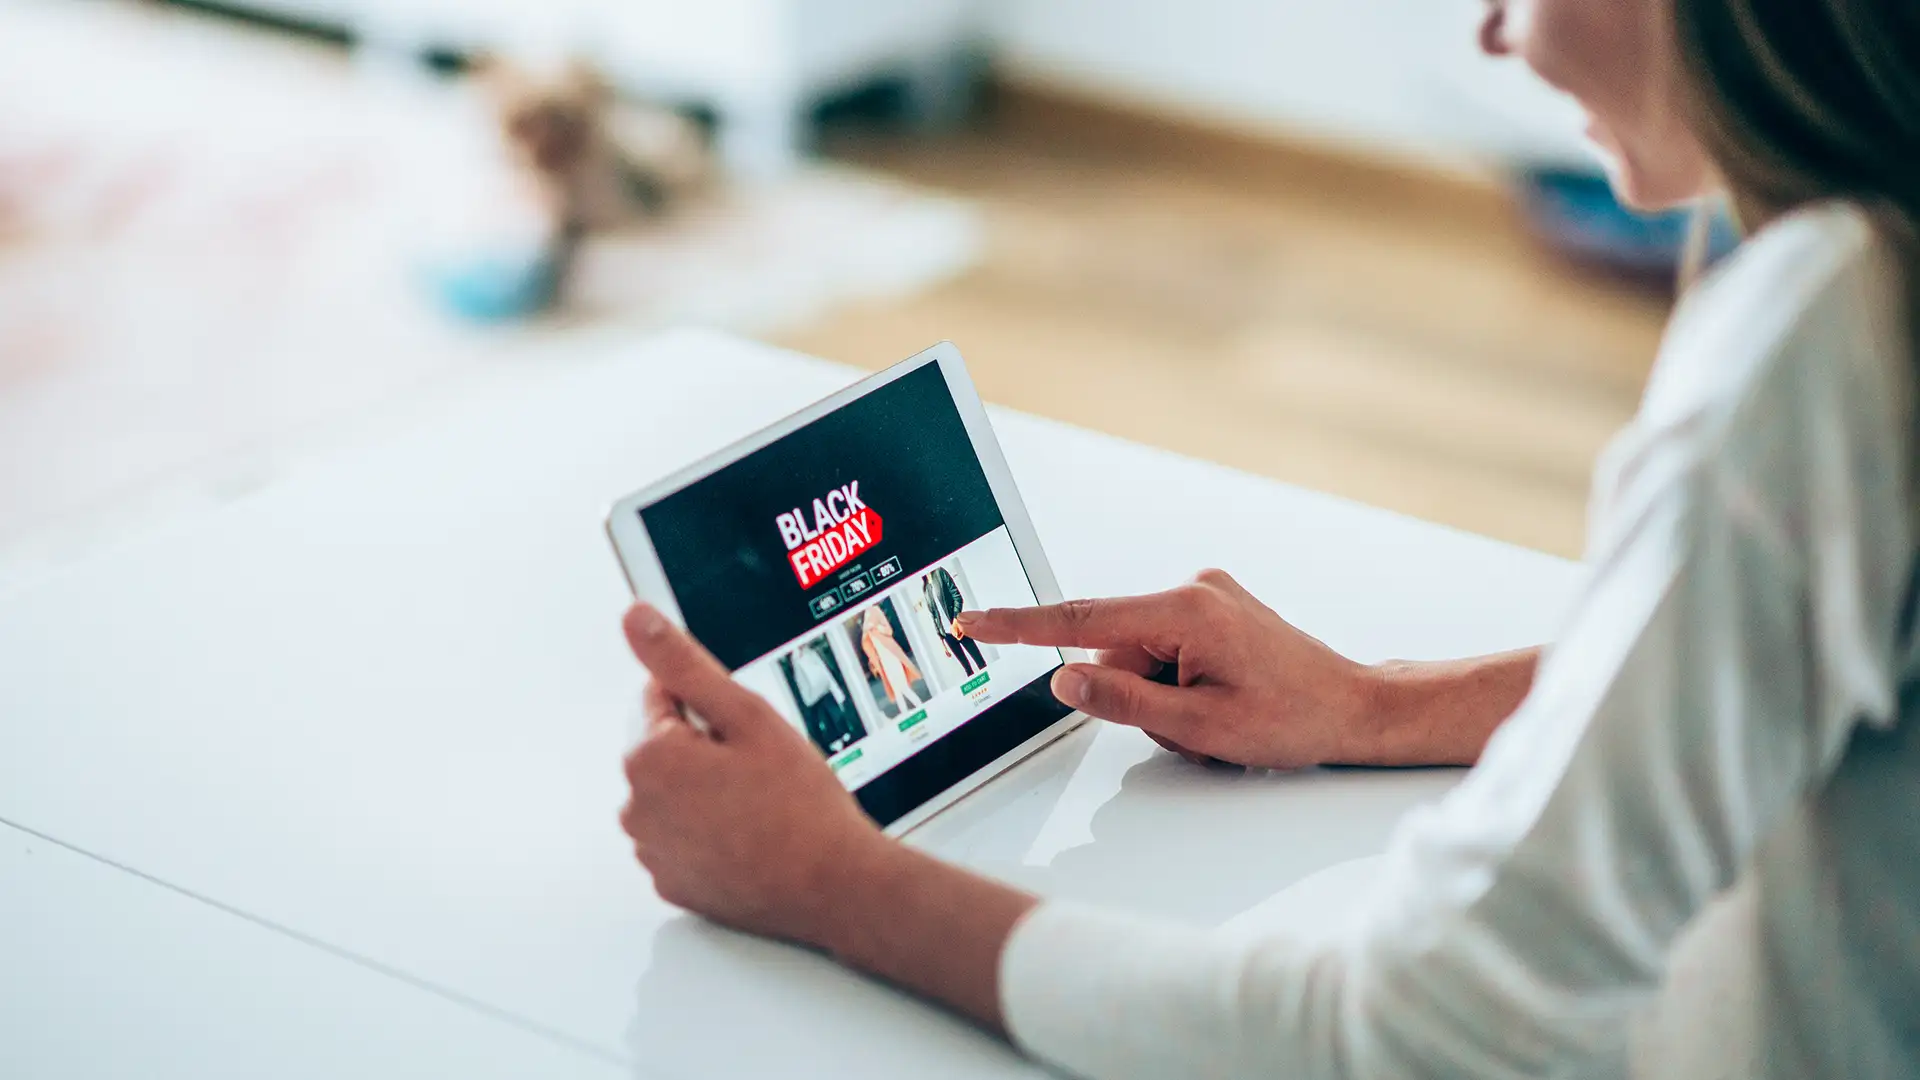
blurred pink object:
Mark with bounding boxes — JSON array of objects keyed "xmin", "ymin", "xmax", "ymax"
[
  {"xmin": 0, "ymin": 0, "xmax": 522, "ymax": 555},
  {"xmin": 0, "ymin": 1, "xmax": 979, "ymax": 579}
]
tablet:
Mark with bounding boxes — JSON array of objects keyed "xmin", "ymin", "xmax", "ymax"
[{"xmin": 605, "ymin": 342, "xmax": 1087, "ymax": 835}]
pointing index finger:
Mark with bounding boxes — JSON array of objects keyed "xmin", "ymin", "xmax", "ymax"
[{"xmin": 955, "ymin": 595, "xmax": 1178, "ymax": 651}]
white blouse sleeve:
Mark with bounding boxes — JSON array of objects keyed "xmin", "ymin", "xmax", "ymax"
[{"xmin": 998, "ymin": 236, "xmax": 1913, "ymax": 1080}]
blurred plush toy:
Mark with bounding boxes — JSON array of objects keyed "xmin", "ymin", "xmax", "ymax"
[
  {"xmin": 427, "ymin": 54, "xmax": 709, "ymax": 321},
  {"xmin": 472, "ymin": 54, "xmax": 709, "ymax": 236}
]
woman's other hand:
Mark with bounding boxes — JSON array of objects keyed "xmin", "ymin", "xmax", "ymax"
[
  {"xmin": 958, "ymin": 570, "xmax": 1387, "ymax": 769},
  {"xmin": 619, "ymin": 604, "xmax": 885, "ymax": 944}
]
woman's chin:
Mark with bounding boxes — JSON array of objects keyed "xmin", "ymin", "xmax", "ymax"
[
  {"xmin": 1607, "ymin": 171, "xmax": 1667, "ymax": 213},
  {"xmin": 1613, "ymin": 170, "xmax": 1705, "ymax": 214},
  {"xmin": 1588, "ymin": 143, "xmax": 1690, "ymax": 214},
  {"xmin": 1585, "ymin": 121, "xmax": 1712, "ymax": 212}
]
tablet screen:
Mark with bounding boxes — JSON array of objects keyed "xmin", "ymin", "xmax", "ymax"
[{"xmin": 638, "ymin": 361, "xmax": 1071, "ymax": 826}]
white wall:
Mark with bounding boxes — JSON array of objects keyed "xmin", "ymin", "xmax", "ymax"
[
  {"xmin": 985, "ymin": 0, "xmax": 1594, "ymax": 170},
  {"xmin": 225, "ymin": 0, "xmax": 1593, "ymax": 170}
]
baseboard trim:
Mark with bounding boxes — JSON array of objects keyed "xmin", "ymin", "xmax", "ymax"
[
  {"xmin": 145, "ymin": 0, "xmax": 354, "ymax": 47},
  {"xmin": 984, "ymin": 70, "xmax": 1514, "ymax": 226}
]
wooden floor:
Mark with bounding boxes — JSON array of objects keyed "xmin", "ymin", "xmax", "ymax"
[{"xmin": 780, "ymin": 90, "xmax": 1674, "ymax": 557}]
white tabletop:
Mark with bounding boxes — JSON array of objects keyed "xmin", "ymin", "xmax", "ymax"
[
  {"xmin": 0, "ymin": 821, "xmax": 623, "ymax": 1080},
  {"xmin": 0, "ymin": 329, "xmax": 1584, "ymax": 1078}
]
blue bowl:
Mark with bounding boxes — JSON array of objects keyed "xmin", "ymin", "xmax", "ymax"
[
  {"xmin": 427, "ymin": 252, "xmax": 561, "ymax": 322},
  {"xmin": 1518, "ymin": 167, "xmax": 1739, "ymax": 281}
]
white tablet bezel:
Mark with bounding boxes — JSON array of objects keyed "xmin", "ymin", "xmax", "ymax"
[{"xmin": 604, "ymin": 341, "xmax": 1091, "ymax": 837}]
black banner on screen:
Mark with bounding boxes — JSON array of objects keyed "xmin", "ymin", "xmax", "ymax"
[{"xmin": 640, "ymin": 362, "xmax": 1005, "ymax": 669}]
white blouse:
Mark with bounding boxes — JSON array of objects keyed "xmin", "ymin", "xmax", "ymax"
[{"xmin": 999, "ymin": 204, "xmax": 1920, "ymax": 1079}]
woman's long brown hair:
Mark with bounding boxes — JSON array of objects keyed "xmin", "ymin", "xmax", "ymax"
[{"xmin": 1672, "ymin": 0, "xmax": 1920, "ymax": 407}]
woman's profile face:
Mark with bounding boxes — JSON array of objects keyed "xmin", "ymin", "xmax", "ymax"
[{"xmin": 1481, "ymin": 0, "xmax": 1716, "ymax": 210}]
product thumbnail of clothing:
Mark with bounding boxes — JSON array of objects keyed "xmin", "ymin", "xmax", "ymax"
[
  {"xmin": 925, "ymin": 567, "xmax": 985, "ymax": 675},
  {"xmin": 861, "ymin": 606, "xmax": 924, "ymax": 712},
  {"xmin": 784, "ymin": 644, "xmax": 865, "ymax": 755}
]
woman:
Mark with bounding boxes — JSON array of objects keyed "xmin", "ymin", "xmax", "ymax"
[
  {"xmin": 618, "ymin": 0, "xmax": 1920, "ymax": 1075},
  {"xmin": 859, "ymin": 605, "xmax": 925, "ymax": 714}
]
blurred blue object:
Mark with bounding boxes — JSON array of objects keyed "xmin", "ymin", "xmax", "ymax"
[
  {"xmin": 426, "ymin": 251, "xmax": 560, "ymax": 322},
  {"xmin": 1518, "ymin": 166, "xmax": 1740, "ymax": 283}
]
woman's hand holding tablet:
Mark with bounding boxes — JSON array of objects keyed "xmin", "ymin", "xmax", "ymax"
[
  {"xmin": 618, "ymin": 602, "xmax": 884, "ymax": 944},
  {"xmin": 618, "ymin": 600, "xmax": 1040, "ymax": 1032}
]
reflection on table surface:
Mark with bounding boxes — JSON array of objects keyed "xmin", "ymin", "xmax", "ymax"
[{"xmin": 622, "ymin": 721, "xmax": 1459, "ymax": 1078}]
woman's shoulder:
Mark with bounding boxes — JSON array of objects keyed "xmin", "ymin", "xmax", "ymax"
[
  {"xmin": 1585, "ymin": 202, "xmax": 1909, "ymax": 556},
  {"xmin": 1643, "ymin": 201, "xmax": 1896, "ymax": 424},
  {"xmin": 1710, "ymin": 201, "xmax": 1884, "ymax": 301},
  {"xmin": 1642, "ymin": 201, "xmax": 1901, "ymax": 433}
]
